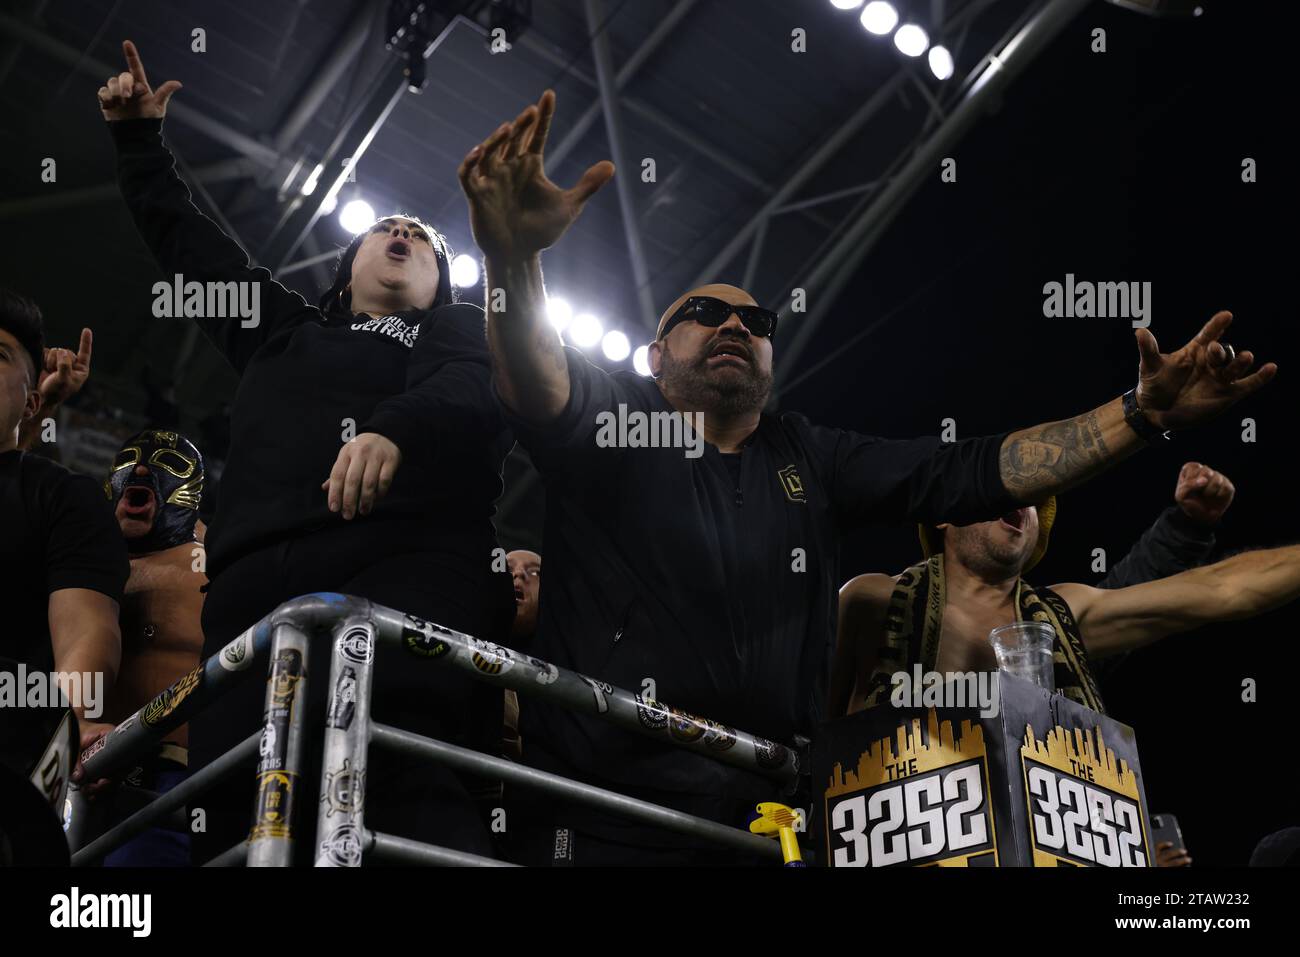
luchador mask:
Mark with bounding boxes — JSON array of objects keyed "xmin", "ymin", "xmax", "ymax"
[{"xmin": 105, "ymin": 430, "xmax": 204, "ymax": 554}]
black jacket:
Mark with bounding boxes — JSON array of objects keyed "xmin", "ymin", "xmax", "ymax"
[
  {"xmin": 509, "ymin": 348, "xmax": 1021, "ymax": 833},
  {"xmin": 111, "ymin": 118, "xmax": 510, "ymax": 577}
]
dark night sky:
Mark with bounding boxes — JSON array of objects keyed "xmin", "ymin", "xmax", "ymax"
[{"xmin": 786, "ymin": 3, "xmax": 1297, "ymax": 865}]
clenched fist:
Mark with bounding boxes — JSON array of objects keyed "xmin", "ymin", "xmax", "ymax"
[{"xmin": 1175, "ymin": 461, "xmax": 1234, "ymax": 528}]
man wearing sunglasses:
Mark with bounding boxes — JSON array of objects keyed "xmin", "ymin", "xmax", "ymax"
[{"xmin": 459, "ymin": 91, "xmax": 1277, "ymax": 865}]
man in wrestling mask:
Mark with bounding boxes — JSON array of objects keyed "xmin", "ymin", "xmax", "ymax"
[{"xmin": 75, "ymin": 429, "xmax": 207, "ymax": 865}]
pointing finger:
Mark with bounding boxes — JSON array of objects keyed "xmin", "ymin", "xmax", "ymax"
[{"xmin": 123, "ymin": 40, "xmax": 149, "ymax": 87}]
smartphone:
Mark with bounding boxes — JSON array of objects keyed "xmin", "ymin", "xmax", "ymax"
[{"xmin": 1151, "ymin": 813, "xmax": 1186, "ymax": 852}]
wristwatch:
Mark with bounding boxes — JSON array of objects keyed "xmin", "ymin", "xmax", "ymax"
[{"xmin": 1122, "ymin": 387, "xmax": 1170, "ymax": 444}]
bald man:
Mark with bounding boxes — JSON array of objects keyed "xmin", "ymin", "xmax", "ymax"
[{"xmin": 459, "ymin": 92, "xmax": 1276, "ymax": 865}]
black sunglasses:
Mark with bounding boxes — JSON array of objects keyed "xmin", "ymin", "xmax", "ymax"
[{"xmin": 658, "ymin": 296, "xmax": 778, "ymax": 341}]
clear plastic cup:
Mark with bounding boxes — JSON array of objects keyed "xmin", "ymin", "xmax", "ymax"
[{"xmin": 988, "ymin": 622, "xmax": 1056, "ymax": 691}]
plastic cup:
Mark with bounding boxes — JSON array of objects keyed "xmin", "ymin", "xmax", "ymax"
[{"xmin": 988, "ymin": 622, "xmax": 1056, "ymax": 691}]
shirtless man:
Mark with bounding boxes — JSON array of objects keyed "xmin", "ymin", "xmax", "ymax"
[
  {"xmin": 831, "ymin": 465, "xmax": 1291, "ymax": 718},
  {"xmin": 97, "ymin": 428, "xmax": 207, "ymax": 866}
]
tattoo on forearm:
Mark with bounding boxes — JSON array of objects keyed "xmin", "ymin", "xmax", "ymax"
[{"xmin": 1000, "ymin": 411, "xmax": 1113, "ymax": 498}]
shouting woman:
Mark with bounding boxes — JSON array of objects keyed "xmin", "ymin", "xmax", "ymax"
[{"xmin": 99, "ymin": 41, "xmax": 514, "ymax": 863}]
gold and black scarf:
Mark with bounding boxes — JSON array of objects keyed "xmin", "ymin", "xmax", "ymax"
[{"xmin": 862, "ymin": 555, "xmax": 1105, "ymax": 714}]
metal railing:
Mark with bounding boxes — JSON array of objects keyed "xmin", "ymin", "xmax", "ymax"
[{"xmin": 68, "ymin": 593, "xmax": 803, "ymax": 866}]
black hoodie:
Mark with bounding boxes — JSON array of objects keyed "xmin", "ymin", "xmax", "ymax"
[{"xmin": 110, "ymin": 118, "xmax": 510, "ymax": 578}]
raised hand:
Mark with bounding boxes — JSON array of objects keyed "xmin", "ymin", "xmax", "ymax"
[
  {"xmin": 38, "ymin": 328, "xmax": 92, "ymax": 408},
  {"xmin": 457, "ymin": 89, "xmax": 614, "ymax": 262},
  {"xmin": 1134, "ymin": 311, "xmax": 1276, "ymax": 431},
  {"xmin": 97, "ymin": 40, "xmax": 182, "ymax": 122},
  {"xmin": 1174, "ymin": 461, "xmax": 1234, "ymax": 527}
]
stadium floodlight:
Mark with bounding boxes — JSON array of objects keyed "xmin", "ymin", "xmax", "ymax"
[
  {"xmin": 601, "ymin": 330, "xmax": 631, "ymax": 362},
  {"xmin": 339, "ymin": 199, "xmax": 376, "ymax": 234},
  {"xmin": 860, "ymin": 2, "xmax": 899, "ymax": 35},
  {"xmin": 894, "ymin": 23, "xmax": 929, "ymax": 57},
  {"xmin": 546, "ymin": 297, "xmax": 573, "ymax": 333},
  {"xmin": 450, "ymin": 253, "xmax": 480, "ymax": 288},
  {"xmin": 568, "ymin": 313, "xmax": 603, "ymax": 348},
  {"xmin": 928, "ymin": 44, "xmax": 954, "ymax": 80}
]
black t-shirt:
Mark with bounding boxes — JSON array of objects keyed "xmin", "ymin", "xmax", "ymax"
[
  {"xmin": 0, "ymin": 450, "xmax": 129, "ymax": 670},
  {"xmin": 506, "ymin": 349, "xmax": 1018, "ymax": 835}
]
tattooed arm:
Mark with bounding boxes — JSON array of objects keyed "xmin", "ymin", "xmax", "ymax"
[
  {"xmin": 1000, "ymin": 312, "xmax": 1276, "ymax": 501},
  {"xmin": 998, "ymin": 398, "xmax": 1141, "ymax": 500},
  {"xmin": 458, "ymin": 90, "xmax": 614, "ymax": 426}
]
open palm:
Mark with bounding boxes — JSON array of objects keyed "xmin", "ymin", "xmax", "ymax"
[
  {"xmin": 1134, "ymin": 311, "xmax": 1276, "ymax": 430},
  {"xmin": 458, "ymin": 90, "xmax": 613, "ymax": 262}
]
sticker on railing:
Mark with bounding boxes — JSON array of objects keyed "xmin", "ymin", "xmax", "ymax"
[
  {"xmin": 218, "ymin": 632, "xmax": 253, "ymax": 672},
  {"xmin": 338, "ymin": 628, "xmax": 374, "ymax": 664},
  {"xmin": 468, "ymin": 638, "xmax": 514, "ymax": 675},
  {"xmin": 402, "ymin": 615, "xmax": 449, "ymax": 659}
]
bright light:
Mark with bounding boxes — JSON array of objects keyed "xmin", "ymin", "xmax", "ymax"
[
  {"xmin": 928, "ymin": 45, "xmax": 954, "ymax": 80},
  {"xmin": 894, "ymin": 23, "xmax": 929, "ymax": 57},
  {"xmin": 830, "ymin": 0, "xmax": 864, "ymax": 10},
  {"xmin": 319, "ymin": 193, "xmax": 338, "ymax": 216},
  {"xmin": 339, "ymin": 199, "xmax": 376, "ymax": 234},
  {"xmin": 546, "ymin": 297, "xmax": 573, "ymax": 333},
  {"xmin": 568, "ymin": 313, "xmax": 603, "ymax": 348},
  {"xmin": 859, "ymin": 2, "xmax": 898, "ymax": 35},
  {"xmin": 633, "ymin": 345, "xmax": 652, "ymax": 377},
  {"xmin": 301, "ymin": 163, "xmax": 324, "ymax": 196},
  {"xmin": 450, "ymin": 254, "xmax": 480, "ymax": 288},
  {"xmin": 601, "ymin": 330, "xmax": 631, "ymax": 362}
]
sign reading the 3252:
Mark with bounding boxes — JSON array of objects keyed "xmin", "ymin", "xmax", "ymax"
[
  {"xmin": 1023, "ymin": 759, "xmax": 1147, "ymax": 867},
  {"xmin": 827, "ymin": 758, "xmax": 996, "ymax": 867}
]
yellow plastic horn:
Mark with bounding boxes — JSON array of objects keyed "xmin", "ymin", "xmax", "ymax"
[{"xmin": 749, "ymin": 802, "xmax": 806, "ymax": 867}]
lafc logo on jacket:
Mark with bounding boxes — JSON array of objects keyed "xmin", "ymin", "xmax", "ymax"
[
  {"xmin": 778, "ymin": 464, "xmax": 806, "ymax": 504},
  {"xmin": 350, "ymin": 314, "xmax": 420, "ymax": 348}
]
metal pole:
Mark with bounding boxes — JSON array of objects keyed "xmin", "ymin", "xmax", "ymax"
[
  {"xmin": 741, "ymin": 217, "xmax": 770, "ymax": 294},
  {"xmin": 691, "ymin": 71, "xmax": 910, "ymax": 288},
  {"xmin": 515, "ymin": 33, "xmax": 775, "ymax": 197},
  {"xmin": 0, "ymin": 160, "xmax": 250, "ymax": 220},
  {"xmin": 246, "ymin": 620, "xmax": 311, "ymax": 867},
  {"xmin": 367, "ymin": 830, "xmax": 517, "ymax": 867},
  {"xmin": 370, "ymin": 606, "xmax": 800, "ymax": 787},
  {"xmin": 314, "ymin": 616, "xmax": 375, "ymax": 868},
  {"xmin": 203, "ymin": 841, "xmax": 248, "ymax": 867},
  {"xmin": 584, "ymin": 0, "xmax": 659, "ymax": 333},
  {"xmin": 370, "ymin": 724, "xmax": 781, "ymax": 861},
  {"xmin": 72, "ymin": 733, "xmax": 260, "ymax": 865},
  {"xmin": 546, "ymin": 0, "xmax": 698, "ymax": 170},
  {"xmin": 278, "ymin": 248, "xmax": 343, "ymax": 277},
  {"xmin": 0, "ymin": 13, "xmax": 280, "ymax": 169},
  {"xmin": 775, "ymin": 0, "xmax": 1093, "ymax": 382},
  {"xmin": 271, "ymin": 0, "xmax": 376, "ymax": 156}
]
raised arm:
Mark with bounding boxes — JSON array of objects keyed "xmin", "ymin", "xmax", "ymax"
[
  {"xmin": 457, "ymin": 90, "xmax": 613, "ymax": 426},
  {"xmin": 1098, "ymin": 462, "xmax": 1226, "ymax": 590},
  {"xmin": 100, "ymin": 40, "xmax": 318, "ymax": 372},
  {"xmin": 998, "ymin": 312, "xmax": 1275, "ymax": 502},
  {"xmin": 1055, "ymin": 543, "xmax": 1300, "ymax": 658}
]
